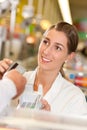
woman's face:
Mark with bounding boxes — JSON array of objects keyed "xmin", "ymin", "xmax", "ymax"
[{"xmin": 38, "ymin": 29, "xmax": 71, "ymax": 72}]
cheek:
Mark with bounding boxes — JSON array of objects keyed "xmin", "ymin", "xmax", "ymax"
[
  {"xmin": 38, "ymin": 43, "xmax": 45, "ymax": 55},
  {"xmin": 38, "ymin": 46, "xmax": 42, "ymax": 61},
  {"xmin": 54, "ymin": 54, "xmax": 67, "ymax": 64},
  {"xmin": 38, "ymin": 47, "xmax": 42, "ymax": 57},
  {"xmin": 53, "ymin": 57, "xmax": 65, "ymax": 69}
]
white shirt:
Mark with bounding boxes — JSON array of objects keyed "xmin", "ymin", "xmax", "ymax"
[
  {"xmin": 0, "ymin": 78, "xmax": 16, "ymax": 113},
  {"xmin": 23, "ymin": 68, "xmax": 87, "ymax": 116}
]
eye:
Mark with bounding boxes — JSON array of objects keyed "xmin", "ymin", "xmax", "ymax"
[
  {"xmin": 42, "ymin": 39, "xmax": 49, "ymax": 45},
  {"xmin": 55, "ymin": 46, "xmax": 62, "ymax": 51}
]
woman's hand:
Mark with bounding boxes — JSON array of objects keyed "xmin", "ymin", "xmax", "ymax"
[
  {"xmin": 41, "ymin": 99, "xmax": 51, "ymax": 111},
  {"xmin": 0, "ymin": 58, "xmax": 13, "ymax": 79}
]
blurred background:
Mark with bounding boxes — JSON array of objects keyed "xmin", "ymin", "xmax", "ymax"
[{"xmin": 0, "ymin": 0, "xmax": 87, "ymax": 90}]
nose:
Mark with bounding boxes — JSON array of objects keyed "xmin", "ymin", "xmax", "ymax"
[{"xmin": 43, "ymin": 46, "xmax": 51, "ymax": 55}]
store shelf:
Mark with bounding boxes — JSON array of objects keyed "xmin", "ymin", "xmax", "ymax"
[{"xmin": 64, "ymin": 68, "xmax": 87, "ymax": 98}]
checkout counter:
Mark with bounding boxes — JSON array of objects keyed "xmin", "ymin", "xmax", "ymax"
[{"xmin": 0, "ymin": 108, "xmax": 87, "ymax": 130}]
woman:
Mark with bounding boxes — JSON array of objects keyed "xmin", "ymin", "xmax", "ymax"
[
  {"xmin": 23, "ymin": 21, "xmax": 87, "ymax": 115},
  {"xmin": 1, "ymin": 22, "xmax": 87, "ymax": 115}
]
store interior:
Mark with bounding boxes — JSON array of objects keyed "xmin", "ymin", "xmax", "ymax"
[
  {"xmin": 0, "ymin": 0, "xmax": 87, "ymax": 129},
  {"xmin": 0, "ymin": 0, "xmax": 87, "ymax": 93}
]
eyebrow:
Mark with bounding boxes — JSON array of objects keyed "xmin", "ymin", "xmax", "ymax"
[
  {"xmin": 55, "ymin": 42, "xmax": 65, "ymax": 49},
  {"xmin": 42, "ymin": 36, "xmax": 49, "ymax": 41}
]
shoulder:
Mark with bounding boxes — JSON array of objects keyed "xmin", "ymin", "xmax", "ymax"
[{"xmin": 59, "ymin": 73, "xmax": 85, "ymax": 96}]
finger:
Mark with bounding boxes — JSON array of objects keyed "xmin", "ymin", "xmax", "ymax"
[
  {"xmin": 42, "ymin": 103, "xmax": 51, "ymax": 111},
  {"xmin": 41, "ymin": 99, "xmax": 51, "ymax": 111},
  {"xmin": 0, "ymin": 62, "xmax": 9, "ymax": 73},
  {"xmin": 0, "ymin": 59, "xmax": 13, "ymax": 73},
  {"xmin": 0, "ymin": 64, "xmax": 7, "ymax": 73},
  {"xmin": 3, "ymin": 58, "xmax": 13, "ymax": 66}
]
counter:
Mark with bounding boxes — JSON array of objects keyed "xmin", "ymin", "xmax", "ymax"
[{"xmin": 0, "ymin": 108, "xmax": 87, "ymax": 130}]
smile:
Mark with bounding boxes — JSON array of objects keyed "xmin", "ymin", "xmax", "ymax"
[{"xmin": 42, "ymin": 56, "xmax": 51, "ymax": 62}]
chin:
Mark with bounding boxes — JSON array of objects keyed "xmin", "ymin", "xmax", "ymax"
[{"xmin": 40, "ymin": 64, "xmax": 50, "ymax": 71}]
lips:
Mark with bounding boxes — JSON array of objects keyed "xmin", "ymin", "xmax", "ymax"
[{"xmin": 42, "ymin": 56, "xmax": 51, "ymax": 63}]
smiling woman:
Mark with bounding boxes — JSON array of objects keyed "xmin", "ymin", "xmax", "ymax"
[{"xmin": 21, "ymin": 21, "xmax": 87, "ymax": 116}]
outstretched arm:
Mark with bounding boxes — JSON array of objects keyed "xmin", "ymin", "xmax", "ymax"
[{"xmin": 0, "ymin": 69, "xmax": 26, "ymax": 113}]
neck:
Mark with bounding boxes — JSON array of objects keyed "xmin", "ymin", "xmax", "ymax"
[{"xmin": 34, "ymin": 67, "xmax": 59, "ymax": 95}]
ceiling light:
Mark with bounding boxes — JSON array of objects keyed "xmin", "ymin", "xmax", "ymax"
[{"xmin": 58, "ymin": 0, "xmax": 72, "ymax": 24}]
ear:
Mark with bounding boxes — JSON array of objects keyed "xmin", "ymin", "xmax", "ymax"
[{"xmin": 66, "ymin": 52, "xmax": 75, "ymax": 62}]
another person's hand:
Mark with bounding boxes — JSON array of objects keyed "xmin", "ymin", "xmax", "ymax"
[
  {"xmin": 41, "ymin": 99, "xmax": 51, "ymax": 111},
  {"xmin": 4, "ymin": 69, "xmax": 26, "ymax": 98},
  {"xmin": 0, "ymin": 58, "xmax": 13, "ymax": 79}
]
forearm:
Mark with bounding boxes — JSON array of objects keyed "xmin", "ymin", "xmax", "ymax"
[{"xmin": 0, "ymin": 78, "xmax": 17, "ymax": 113}]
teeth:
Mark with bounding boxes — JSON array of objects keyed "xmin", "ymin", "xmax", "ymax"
[{"xmin": 42, "ymin": 57, "xmax": 50, "ymax": 62}]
